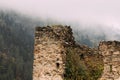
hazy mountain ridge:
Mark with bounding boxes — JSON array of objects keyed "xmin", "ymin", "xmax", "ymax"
[{"xmin": 73, "ymin": 23, "xmax": 120, "ymax": 47}]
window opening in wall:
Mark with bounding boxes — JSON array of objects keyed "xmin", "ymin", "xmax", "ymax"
[
  {"xmin": 110, "ymin": 65, "xmax": 112, "ymax": 72},
  {"xmin": 56, "ymin": 63, "xmax": 60, "ymax": 68},
  {"xmin": 56, "ymin": 58, "xmax": 60, "ymax": 68}
]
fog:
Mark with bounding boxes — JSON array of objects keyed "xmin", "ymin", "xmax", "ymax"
[{"xmin": 0, "ymin": 0, "xmax": 120, "ymax": 40}]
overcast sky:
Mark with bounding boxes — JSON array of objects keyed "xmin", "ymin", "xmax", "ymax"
[
  {"xmin": 0, "ymin": 0, "xmax": 120, "ymax": 26},
  {"xmin": 0, "ymin": 0, "xmax": 120, "ymax": 40}
]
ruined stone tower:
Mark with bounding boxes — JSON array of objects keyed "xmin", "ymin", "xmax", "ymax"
[
  {"xmin": 99, "ymin": 41, "xmax": 120, "ymax": 80},
  {"xmin": 33, "ymin": 25, "xmax": 74, "ymax": 80}
]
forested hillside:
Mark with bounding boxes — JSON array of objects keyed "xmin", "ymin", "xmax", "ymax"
[{"xmin": 0, "ymin": 10, "xmax": 38, "ymax": 80}]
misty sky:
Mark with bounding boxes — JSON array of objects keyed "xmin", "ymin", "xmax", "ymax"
[
  {"xmin": 0, "ymin": 0, "xmax": 120, "ymax": 25},
  {"xmin": 0, "ymin": 0, "xmax": 120, "ymax": 40}
]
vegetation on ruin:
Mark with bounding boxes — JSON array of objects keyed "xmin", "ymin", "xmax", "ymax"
[{"xmin": 64, "ymin": 46, "xmax": 104, "ymax": 80}]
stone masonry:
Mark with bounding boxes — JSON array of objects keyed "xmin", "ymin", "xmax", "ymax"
[
  {"xmin": 99, "ymin": 41, "xmax": 120, "ymax": 80},
  {"xmin": 33, "ymin": 25, "xmax": 120, "ymax": 80},
  {"xmin": 33, "ymin": 25, "xmax": 74, "ymax": 80}
]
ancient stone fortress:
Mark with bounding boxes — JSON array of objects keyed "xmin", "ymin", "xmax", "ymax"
[
  {"xmin": 33, "ymin": 25, "xmax": 120, "ymax": 80},
  {"xmin": 99, "ymin": 41, "xmax": 120, "ymax": 80},
  {"xmin": 33, "ymin": 25, "xmax": 74, "ymax": 80}
]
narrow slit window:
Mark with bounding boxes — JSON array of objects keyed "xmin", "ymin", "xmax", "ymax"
[
  {"xmin": 110, "ymin": 65, "xmax": 112, "ymax": 72},
  {"xmin": 56, "ymin": 63, "xmax": 60, "ymax": 69}
]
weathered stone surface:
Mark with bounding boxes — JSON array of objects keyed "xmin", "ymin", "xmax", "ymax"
[
  {"xmin": 99, "ymin": 41, "xmax": 120, "ymax": 80},
  {"xmin": 33, "ymin": 25, "xmax": 120, "ymax": 80},
  {"xmin": 33, "ymin": 25, "xmax": 74, "ymax": 80}
]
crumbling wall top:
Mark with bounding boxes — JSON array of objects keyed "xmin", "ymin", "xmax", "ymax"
[
  {"xmin": 35, "ymin": 25, "xmax": 75, "ymax": 46},
  {"xmin": 99, "ymin": 41, "xmax": 120, "ymax": 46},
  {"xmin": 99, "ymin": 41, "xmax": 120, "ymax": 51}
]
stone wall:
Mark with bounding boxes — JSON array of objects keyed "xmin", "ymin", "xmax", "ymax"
[
  {"xmin": 99, "ymin": 41, "xmax": 120, "ymax": 80},
  {"xmin": 33, "ymin": 25, "xmax": 120, "ymax": 80},
  {"xmin": 33, "ymin": 25, "xmax": 74, "ymax": 80}
]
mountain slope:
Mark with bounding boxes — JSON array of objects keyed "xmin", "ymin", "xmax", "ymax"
[{"xmin": 0, "ymin": 10, "xmax": 38, "ymax": 80}]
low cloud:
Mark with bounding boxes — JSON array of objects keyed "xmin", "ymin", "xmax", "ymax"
[{"xmin": 0, "ymin": 0, "xmax": 120, "ymax": 41}]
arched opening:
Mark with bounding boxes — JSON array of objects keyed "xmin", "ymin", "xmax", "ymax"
[
  {"xmin": 56, "ymin": 63, "xmax": 60, "ymax": 69},
  {"xmin": 56, "ymin": 58, "xmax": 60, "ymax": 69}
]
